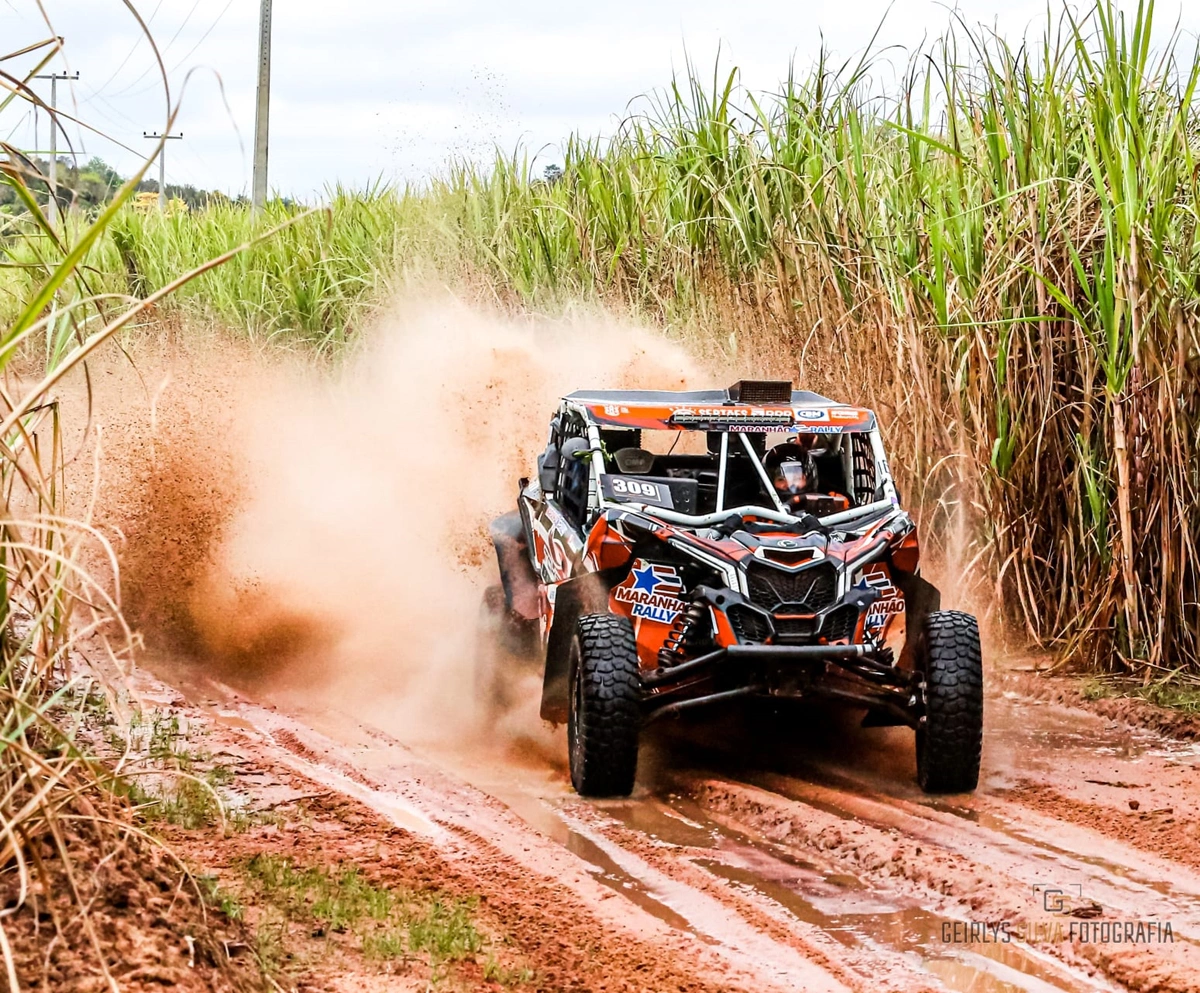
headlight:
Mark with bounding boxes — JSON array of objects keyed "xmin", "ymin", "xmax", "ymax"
[{"xmin": 667, "ymin": 538, "xmax": 743, "ymax": 594}]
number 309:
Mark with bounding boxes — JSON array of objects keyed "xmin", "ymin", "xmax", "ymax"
[{"xmin": 612, "ymin": 478, "xmax": 658, "ymax": 498}]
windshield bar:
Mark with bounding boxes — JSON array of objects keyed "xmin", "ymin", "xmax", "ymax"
[
  {"xmin": 715, "ymin": 432, "xmax": 730, "ymax": 511},
  {"xmin": 583, "ymin": 401, "xmax": 888, "ymax": 526},
  {"xmin": 616, "ymin": 498, "xmax": 897, "ymax": 530},
  {"xmin": 739, "ymin": 431, "xmax": 786, "ymax": 513}
]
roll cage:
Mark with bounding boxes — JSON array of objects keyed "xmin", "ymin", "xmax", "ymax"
[{"xmin": 544, "ymin": 396, "xmax": 901, "ymax": 535}]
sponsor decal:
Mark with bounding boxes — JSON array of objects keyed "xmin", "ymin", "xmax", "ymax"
[
  {"xmin": 603, "ymin": 404, "xmax": 630, "ymax": 416},
  {"xmin": 830, "ymin": 407, "xmax": 862, "ymax": 420},
  {"xmin": 793, "ymin": 407, "xmax": 830, "ymax": 421},
  {"xmin": 859, "ymin": 564, "xmax": 904, "ymax": 630},
  {"xmin": 614, "ymin": 561, "xmax": 685, "ymax": 624},
  {"xmin": 805, "ymin": 424, "xmax": 842, "ymax": 434},
  {"xmin": 670, "ymin": 406, "xmax": 793, "ymax": 426}
]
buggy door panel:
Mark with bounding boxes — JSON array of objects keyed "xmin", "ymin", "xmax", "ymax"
[
  {"xmin": 528, "ymin": 409, "xmax": 589, "ymax": 586},
  {"xmin": 529, "ymin": 501, "xmax": 585, "ymax": 585}
]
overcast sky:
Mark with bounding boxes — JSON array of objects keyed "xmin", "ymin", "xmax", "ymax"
[{"xmin": 3, "ymin": 1, "xmax": 1198, "ymax": 199}]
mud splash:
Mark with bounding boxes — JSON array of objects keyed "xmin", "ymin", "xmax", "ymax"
[{"xmin": 102, "ymin": 295, "xmax": 708, "ymax": 742}]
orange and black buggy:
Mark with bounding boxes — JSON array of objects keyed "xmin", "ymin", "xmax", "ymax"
[{"xmin": 482, "ymin": 380, "xmax": 983, "ymax": 798}]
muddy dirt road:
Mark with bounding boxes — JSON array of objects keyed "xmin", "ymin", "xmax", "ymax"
[{"xmin": 146, "ymin": 656, "xmax": 1200, "ymax": 993}]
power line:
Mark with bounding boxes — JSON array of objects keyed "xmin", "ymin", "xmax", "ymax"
[
  {"xmin": 110, "ymin": 0, "xmax": 239, "ymax": 103},
  {"xmin": 93, "ymin": 0, "xmax": 166, "ymax": 96},
  {"xmin": 167, "ymin": 0, "xmax": 236, "ymax": 76},
  {"xmin": 108, "ymin": 0, "xmax": 206, "ymax": 100}
]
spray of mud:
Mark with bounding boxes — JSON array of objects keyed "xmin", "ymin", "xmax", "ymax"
[
  {"xmin": 91, "ymin": 296, "xmax": 969, "ymax": 781},
  {"xmin": 103, "ymin": 296, "xmax": 709, "ymax": 748}
]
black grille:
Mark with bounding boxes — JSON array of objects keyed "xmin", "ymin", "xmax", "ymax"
[
  {"xmin": 822, "ymin": 604, "xmax": 859, "ymax": 643},
  {"xmin": 747, "ymin": 562, "xmax": 839, "ymax": 613},
  {"xmin": 728, "ymin": 379, "xmax": 793, "ymax": 404},
  {"xmin": 772, "ymin": 616, "xmax": 819, "ymax": 643},
  {"xmin": 728, "ymin": 604, "xmax": 772, "ymax": 643}
]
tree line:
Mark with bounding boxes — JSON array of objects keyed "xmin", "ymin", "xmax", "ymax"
[{"xmin": 0, "ymin": 154, "xmax": 237, "ymax": 213}]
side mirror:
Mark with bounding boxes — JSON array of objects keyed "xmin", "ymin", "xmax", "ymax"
[{"xmin": 560, "ymin": 437, "xmax": 591, "ymax": 462}]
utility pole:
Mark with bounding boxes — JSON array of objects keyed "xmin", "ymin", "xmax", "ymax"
[
  {"xmin": 252, "ymin": 0, "xmax": 273, "ymax": 212},
  {"xmin": 33, "ymin": 70, "xmax": 79, "ymax": 225},
  {"xmin": 143, "ymin": 132, "xmax": 183, "ymax": 210}
]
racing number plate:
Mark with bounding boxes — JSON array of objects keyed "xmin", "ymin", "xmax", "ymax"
[{"xmin": 601, "ymin": 475, "xmax": 675, "ymax": 509}]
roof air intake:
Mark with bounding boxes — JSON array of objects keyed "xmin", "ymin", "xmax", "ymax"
[{"xmin": 727, "ymin": 380, "xmax": 793, "ymax": 404}]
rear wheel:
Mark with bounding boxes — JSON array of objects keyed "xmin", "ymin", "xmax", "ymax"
[
  {"xmin": 916, "ymin": 610, "xmax": 983, "ymax": 793},
  {"xmin": 475, "ymin": 585, "xmax": 536, "ymax": 725},
  {"xmin": 568, "ymin": 614, "xmax": 641, "ymax": 797}
]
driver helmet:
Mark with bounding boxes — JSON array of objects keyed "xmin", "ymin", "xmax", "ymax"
[{"xmin": 765, "ymin": 438, "xmax": 819, "ymax": 506}]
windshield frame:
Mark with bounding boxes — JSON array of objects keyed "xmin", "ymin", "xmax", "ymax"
[{"xmin": 564, "ymin": 400, "xmax": 899, "ymax": 528}]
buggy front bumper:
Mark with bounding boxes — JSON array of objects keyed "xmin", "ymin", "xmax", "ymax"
[{"xmin": 641, "ymin": 643, "xmax": 922, "ymax": 728}]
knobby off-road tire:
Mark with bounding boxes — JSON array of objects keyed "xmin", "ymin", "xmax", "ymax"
[
  {"xmin": 475, "ymin": 585, "xmax": 534, "ymax": 726},
  {"xmin": 568, "ymin": 613, "xmax": 641, "ymax": 797},
  {"xmin": 916, "ymin": 610, "xmax": 983, "ymax": 794}
]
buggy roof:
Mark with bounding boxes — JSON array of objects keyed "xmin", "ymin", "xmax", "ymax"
[{"xmin": 564, "ymin": 389, "xmax": 877, "ymax": 433}]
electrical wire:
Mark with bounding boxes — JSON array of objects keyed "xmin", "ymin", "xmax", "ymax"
[
  {"xmin": 166, "ymin": 0, "xmax": 235, "ymax": 75},
  {"xmin": 92, "ymin": 0, "xmax": 166, "ymax": 95},
  {"xmin": 106, "ymin": 0, "xmax": 204, "ymax": 99},
  {"xmin": 117, "ymin": 0, "xmax": 237, "ymax": 104}
]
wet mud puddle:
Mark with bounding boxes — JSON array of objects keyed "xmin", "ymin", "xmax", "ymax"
[
  {"xmin": 707, "ymin": 691, "xmax": 1200, "ymax": 932},
  {"xmin": 598, "ymin": 794, "xmax": 1107, "ymax": 993},
  {"xmin": 150, "ymin": 666, "xmax": 1148, "ymax": 992},
  {"xmin": 406, "ymin": 733, "xmax": 1103, "ymax": 993}
]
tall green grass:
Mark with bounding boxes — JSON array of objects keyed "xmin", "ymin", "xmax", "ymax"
[
  {"xmin": 0, "ymin": 24, "xmax": 321, "ymax": 980},
  {"xmin": 2, "ymin": 186, "xmax": 444, "ymax": 349},
  {"xmin": 436, "ymin": 0, "xmax": 1200, "ymax": 675},
  {"xmin": 4, "ymin": 0, "xmax": 1197, "ymax": 677}
]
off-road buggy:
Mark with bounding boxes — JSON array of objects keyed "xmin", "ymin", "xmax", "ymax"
[{"xmin": 481, "ymin": 380, "xmax": 983, "ymax": 797}]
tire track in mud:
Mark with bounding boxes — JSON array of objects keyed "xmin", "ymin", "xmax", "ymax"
[
  {"xmin": 182, "ymin": 684, "xmax": 849, "ymax": 993},
  {"xmin": 676, "ymin": 773, "xmax": 1192, "ymax": 993},
  {"xmin": 153, "ymin": 663, "xmax": 1200, "ymax": 993},
  {"xmin": 658, "ymin": 691, "xmax": 1200, "ymax": 993}
]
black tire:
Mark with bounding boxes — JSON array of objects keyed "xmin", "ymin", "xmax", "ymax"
[
  {"xmin": 476, "ymin": 585, "xmax": 537, "ymax": 724},
  {"xmin": 568, "ymin": 613, "xmax": 642, "ymax": 797},
  {"xmin": 916, "ymin": 610, "xmax": 983, "ymax": 793},
  {"xmin": 486, "ymin": 584, "xmax": 538, "ymax": 656},
  {"xmin": 475, "ymin": 588, "xmax": 510, "ymax": 725}
]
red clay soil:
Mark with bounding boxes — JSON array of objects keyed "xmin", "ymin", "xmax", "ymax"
[
  {"xmin": 157, "ymin": 778, "xmax": 753, "ymax": 993},
  {"xmin": 1003, "ymin": 779, "xmax": 1200, "ymax": 870},
  {"xmin": 7, "ymin": 744, "xmax": 763, "ymax": 993},
  {"xmin": 4, "ymin": 801, "xmax": 256, "ymax": 993},
  {"xmin": 996, "ymin": 668, "xmax": 1200, "ymax": 741}
]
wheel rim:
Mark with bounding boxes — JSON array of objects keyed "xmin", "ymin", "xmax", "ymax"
[
  {"xmin": 568, "ymin": 638, "xmax": 584, "ymax": 777},
  {"xmin": 914, "ymin": 626, "xmax": 930, "ymax": 775}
]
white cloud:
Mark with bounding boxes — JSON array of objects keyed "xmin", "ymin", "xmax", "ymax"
[{"xmin": 3, "ymin": 0, "xmax": 1197, "ymax": 198}]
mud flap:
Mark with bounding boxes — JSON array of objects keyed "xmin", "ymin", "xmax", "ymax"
[
  {"xmin": 895, "ymin": 571, "xmax": 942, "ymax": 670},
  {"xmin": 539, "ymin": 573, "xmax": 613, "ymax": 724}
]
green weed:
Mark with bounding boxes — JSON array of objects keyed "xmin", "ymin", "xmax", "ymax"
[
  {"xmin": 1080, "ymin": 678, "xmax": 1114, "ymax": 702},
  {"xmin": 198, "ymin": 874, "xmax": 245, "ymax": 922},
  {"xmin": 484, "ymin": 957, "xmax": 537, "ymax": 987},
  {"xmin": 242, "ymin": 854, "xmax": 489, "ymax": 968}
]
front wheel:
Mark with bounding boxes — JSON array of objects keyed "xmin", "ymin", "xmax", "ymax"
[
  {"xmin": 568, "ymin": 614, "xmax": 641, "ymax": 797},
  {"xmin": 916, "ymin": 610, "xmax": 983, "ymax": 793}
]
